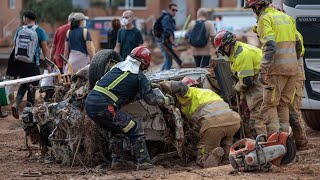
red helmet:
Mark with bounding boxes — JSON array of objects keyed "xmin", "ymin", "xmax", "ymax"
[
  {"xmin": 269, "ymin": 3, "xmax": 285, "ymax": 13},
  {"xmin": 181, "ymin": 76, "xmax": 199, "ymax": 87},
  {"xmin": 129, "ymin": 46, "xmax": 151, "ymax": 66},
  {"xmin": 244, "ymin": 0, "xmax": 271, "ymax": 8},
  {"xmin": 214, "ymin": 30, "xmax": 236, "ymax": 54}
]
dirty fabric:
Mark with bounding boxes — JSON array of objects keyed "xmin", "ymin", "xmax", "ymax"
[
  {"xmin": 289, "ymin": 80, "xmax": 308, "ymax": 147},
  {"xmin": 261, "ymin": 75, "xmax": 298, "ymax": 136},
  {"xmin": 197, "ymin": 123, "xmax": 240, "ymax": 163},
  {"xmin": 64, "ymin": 50, "xmax": 90, "ymax": 75}
]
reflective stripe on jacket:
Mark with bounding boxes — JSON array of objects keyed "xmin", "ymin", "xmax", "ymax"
[
  {"xmin": 230, "ymin": 41, "xmax": 262, "ymax": 78},
  {"xmin": 177, "ymin": 87, "xmax": 223, "ymax": 118},
  {"xmin": 257, "ymin": 7, "xmax": 298, "ymax": 75},
  {"xmin": 229, "ymin": 42, "xmax": 264, "ymax": 110},
  {"xmin": 176, "ymin": 87, "xmax": 240, "ymax": 133}
]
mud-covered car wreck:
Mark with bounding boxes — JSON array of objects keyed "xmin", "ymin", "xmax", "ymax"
[{"xmin": 21, "ymin": 50, "xmax": 241, "ymax": 168}]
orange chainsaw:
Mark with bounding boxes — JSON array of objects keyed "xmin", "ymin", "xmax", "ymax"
[{"xmin": 229, "ymin": 132, "xmax": 296, "ymax": 172}]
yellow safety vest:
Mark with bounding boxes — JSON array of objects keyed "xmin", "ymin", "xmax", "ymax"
[
  {"xmin": 177, "ymin": 87, "xmax": 227, "ymax": 118},
  {"xmin": 257, "ymin": 7, "xmax": 298, "ymax": 75},
  {"xmin": 229, "ymin": 41, "xmax": 262, "ymax": 79}
]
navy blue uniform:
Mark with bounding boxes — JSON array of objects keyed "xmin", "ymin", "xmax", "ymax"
[{"xmin": 85, "ymin": 67, "xmax": 160, "ymax": 143}]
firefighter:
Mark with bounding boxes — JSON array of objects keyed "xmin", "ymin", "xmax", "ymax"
[
  {"xmin": 85, "ymin": 46, "xmax": 174, "ymax": 170},
  {"xmin": 244, "ymin": 0, "xmax": 302, "ymax": 137},
  {"xmin": 268, "ymin": 3, "xmax": 308, "ymax": 150},
  {"xmin": 213, "ymin": 30, "xmax": 267, "ymax": 137},
  {"xmin": 160, "ymin": 77, "xmax": 241, "ymax": 168}
]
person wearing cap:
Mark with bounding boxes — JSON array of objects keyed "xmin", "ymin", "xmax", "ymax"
[
  {"xmin": 11, "ymin": 10, "xmax": 49, "ymax": 119},
  {"xmin": 160, "ymin": 77, "xmax": 241, "ymax": 168},
  {"xmin": 85, "ymin": 46, "xmax": 174, "ymax": 170},
  {"xmin": 50, "ymin": 12, "xmax": 75, "ymax": 73},
  {"xmin": 64, "ymin": 12, "xmax": 95, "ymax": 74}
]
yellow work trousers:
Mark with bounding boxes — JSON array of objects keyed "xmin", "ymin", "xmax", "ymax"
[
  {"xmin": 261, "ymin": 75, "xmax": 298, "ymax": 136},
  {"xmin": 245, "ymin": 84, "xmax": 267, "ymax": 136},
  {"xmin": 289, "ymin": 80, "xmax": 308, "ymax": 147}
]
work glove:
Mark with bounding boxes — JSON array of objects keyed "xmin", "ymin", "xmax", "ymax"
[
  {"xmin": 258, "ymin": 71, "xmax": 268, "ymax": 85},
  {"xmin": 160, "ymin": 81, "xmax": 173, "ymax": 94},
  {"xmin": 234, "ymin": 82, "xmax": 247, "ymax": 92},
  {"xmin": 163, "ymin": 95, "xmax": 175, "ymax": 106}
]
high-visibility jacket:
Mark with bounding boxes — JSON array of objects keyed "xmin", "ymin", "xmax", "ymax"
[
  {"xmin": 230, "ymin": 41, "xmax": 262, "ymax": 78},
  {"xmin": 256, "ymin": 7, "xmax": 299, "ymax": 76},
  {"xmin": 176, "ymin": 87, "xmax": 240, "ymax": 134},
  {"xmin": 229, "ymin": 41, "xmax": 264, "ymax": 110}
]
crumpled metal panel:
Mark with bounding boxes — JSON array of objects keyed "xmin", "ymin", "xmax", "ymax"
[
  {"xmin": 121, "ymin": 100, "xmax": 167, "ymax": 141},
  {"xmin": 145, "ymin": 68, "xmax": 208, "ymax": 83}
]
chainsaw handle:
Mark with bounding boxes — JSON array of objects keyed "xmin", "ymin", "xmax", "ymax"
[{"xmin": 255, "ymin": 134, "xmax": 267, "ymax": 146}]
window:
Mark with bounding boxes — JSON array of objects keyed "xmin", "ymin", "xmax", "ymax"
[
  {"xmin": 9, "ymin": 0, "xmax": 16, "ymax": 9},
  {"xmin": 118, "ymin": 0, "xmax": 146, "ymax": 9}
]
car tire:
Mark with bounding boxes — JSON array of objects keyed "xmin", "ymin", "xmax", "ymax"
[
  {"xmin": 301, "ymin": 110, "xmax": 320, "ymax": 131},
  {"xmin": 89, "ymin": 49, "xmax": 122, "ymax": 90}
]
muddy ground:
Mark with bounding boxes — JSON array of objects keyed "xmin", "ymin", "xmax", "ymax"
[{"xmin": 0, "ymin": 103, "xmax": 320, "ymax": 180}]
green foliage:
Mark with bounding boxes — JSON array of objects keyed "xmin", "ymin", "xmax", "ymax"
[{"xmin": 23, "ymin": 0, "xmax": 82, "ymax": 26}]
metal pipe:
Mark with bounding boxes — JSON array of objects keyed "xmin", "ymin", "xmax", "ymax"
[{"xmin": 0, "ymin": 58, "xmax": 61, "ymax": 88}]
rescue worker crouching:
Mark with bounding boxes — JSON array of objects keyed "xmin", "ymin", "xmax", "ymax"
[
  {"xmin": 245, "ymin": 0, "xmax": 301, "ymax": 137},
  {"xmin": 213, "ymin": 30, "xmax": 267, "ymax": 138},
  {"xmin": 160, "ymin": 77, "xmax": 241, "ymax": 168},
  {"xmin": 85, "ymin": 46, "xmax": 174, "ymax": 170}
]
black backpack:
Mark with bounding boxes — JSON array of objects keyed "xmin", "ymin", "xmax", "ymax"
[
  {"xmin": 189, "ymin": 20, "xmax": 208, "ymax": 47},
  {"xmin": 153, "ymin": 14, "xmax": 166, "ymax": 38}
]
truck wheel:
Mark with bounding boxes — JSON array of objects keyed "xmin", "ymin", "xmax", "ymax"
[
  {"xmin": 89, "ymin": 49, "xmax": 122, "ymax": 90},
  {"xmin": 301, "ymin": 110, "xmax": 320, "ymax": 131}
]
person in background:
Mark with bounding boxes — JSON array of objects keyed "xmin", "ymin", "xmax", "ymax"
[
  {"xmin": 185, "ymin": 8, "xmax": 215, "ymax": 67},
  {"xmin": 157, "ymin": 3, "xmax": 177, "ymax": 70},
  {"xmin": 64, "ymin": 12, "xmax": 95, "ymax": 74},
  {"xmin": 50, "ymin": 12, "xmax": 74, "ymax": 73},
  {"xmin": 114, "ymin": 10, "xmax": 144, "ymax": 60},
  {"xmin": 106, "ymin": 18, "xmax": 121, "ymax": 49},
  {"xmin": 11, "ymin": 10, "xmax": 49, "ymax": 119}
]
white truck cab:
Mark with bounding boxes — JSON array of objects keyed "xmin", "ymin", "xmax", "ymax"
[{"xmin": 284, "ymin": 0, "xmax": 320, "ymax": 130}]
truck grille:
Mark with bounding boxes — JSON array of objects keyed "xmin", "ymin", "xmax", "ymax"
[{"xmin": 296, "ymin": 17, "xmax": 320, "ymax": 46}]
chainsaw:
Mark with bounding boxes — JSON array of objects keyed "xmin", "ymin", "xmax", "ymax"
[{"xmin": 229, "ymin": 132, "xmax": 296, "ymax": 172}]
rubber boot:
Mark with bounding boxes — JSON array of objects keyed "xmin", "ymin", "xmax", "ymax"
[
  {"xmin": 132, "ymin": 138, "xmax": 154, "ymax": 170},
  {"xmin": 109, "ymin": 136, "xmax": 133, "ymax": 170},
  {"xmin": 289, "ymin": 114, "xmax": 308, "ymax": 151},
  {"xmin": 198, "ymin": 147, "xmax": 224, "ymax": 168},
  {"xmin": 12, "ymin": 94, "xmax": 23, "ymax": 119}
]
